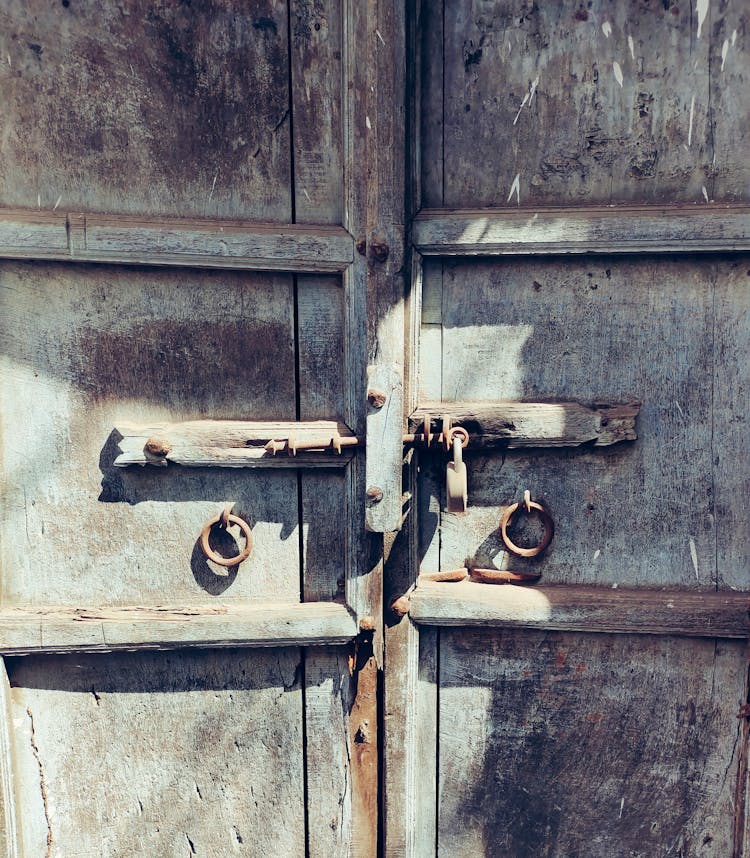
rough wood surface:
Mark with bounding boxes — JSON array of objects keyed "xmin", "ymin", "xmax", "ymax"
[
  {"xmin": 438, "ymin": 630, "xmax": 745, "ymax": 857},
  {"xmin": 365, "ymin": 365, "xmax": 404, "ymax": 532},
  {"xmin": 410, "ymin": 580, "xmax": 749, "ymax": 639},
  {"xmin": 0, "ymin": 0, "xmax": 294, "ymax": 220},
  {"xmin": 428, "ymin": 256, "xmax": 725, "ymax": 589},
  {"xmin": 0, "ymin": 263, "xmax": 304, "ymax": 607},
  {"xmin": 8, "ymin": 648, "xmax": 306, "ymax": 856},
  {"xmin": 0, "ymin": 660, "xmax": 18, "ymax": 858},
  {"xmin": 410, "ymin": 401, "xmax": 639, "ymax": 448},
  {"xmin": 0, "ymin": 602, "xmax": 356, "ymax": 655},
  {"xmin": 430, "ymin": 2, "xmax": 748, "ymax": 208},
  {"xmin": 413, "ymin": 206, "xmax": 750, "ymax": 255},
  {"xmin": 114, "ymin": 419, "xmax": 355, "ymax": 468}
]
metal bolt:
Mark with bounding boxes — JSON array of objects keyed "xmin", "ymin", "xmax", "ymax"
[
  {"xmin": 367, "ymin": 387, "xmax": 387, "ymax": 408},
  {"xmin": 370, "ymin": 239, "xmax": 389, "ymax": 263},
  {"xmin": 355, "ymin": 237, "xmax": 367, "ymax": 256},
  {"xmin": 366, "ymin": 486, "xmax": 384, "ymax": 504},
  {"xmin": 359, "ymin": 615, "xmax": 376, "ymax": 632},
  {"xmin": 390, "ymin": 595, "xmax": 410, "ymax": 618}
]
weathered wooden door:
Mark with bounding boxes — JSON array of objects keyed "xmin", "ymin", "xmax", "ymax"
[
  {"xmin": 0, "ymin": 2, "xmax": 405, "ymax": 855},
  {"xmin": 385, "ymin": 3, "xmax": 750, "ymax": 857}
]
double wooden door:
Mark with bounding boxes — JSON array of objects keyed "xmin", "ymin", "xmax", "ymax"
[{"xmin": 0, "ymin": 2, "xmax": 749, "ymax": 857}]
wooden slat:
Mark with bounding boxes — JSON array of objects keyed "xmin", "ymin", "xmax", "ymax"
[
  {"xmin": 0, "ymin": 602, "xmax": 357, "ymax": 656},
  {"xmin": 114, "ymin": 419, "xmax": 356, "ymax": 468},
  {"xmin": 365, "ymin": 365, "xmax": 405, "ymax": 532},
  {"xmin": 413, "ymin": 206, "xmax": 750, "ymax": 256},
  {"xmin": 410, "ymin": 401, "xmax": 639, "ymax": 448},
  {"xmin": 0, "ymin": 209, "xmax": 353, "ymax": 272},
  {"xmin": 409, "ymin": 580, "xmax": 750, "ymax": 639}
]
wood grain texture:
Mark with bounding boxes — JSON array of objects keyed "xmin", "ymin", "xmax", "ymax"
[
  {"xmin": 0, "ymin": 603, "xmax": 356, "ymax": 655},
  {"xmin": 0, "ymin": 660, "xmax": 18, "ymax": 858},
  {"xmin": 429, "ymin": 2, "xmax": 748, "ymax": 207},
  {"xmin": 431, "ymin": 256, "xmax": 719, "ymax": 589},
  {"xmin": 410, "ymin": 400, "xmax": 639, "ymax": 448},
  {"xmin": 438, "ymin": 629, "xmax": 746, "ymax": 858},
  {"xmin": 365, "ymin": 365, "xmax": 404, "ymax": 532},
  {"xmin": 0, "ymin": 0, "xmax": 293, "ymax": 220},
  {"xmin": 0, "ymin": 262, "xmax": 303, "ymax": 607},
  {"xmin": 114, "ymin": 419, "xmax": 355, "ymax": 468},
  {"xmin": 8, "ymin": 648, "xmax": 306, "ymax": 856},
  {"xmin": 413, "ymin": 206, "xmax": 750, "ymax": 255},
  {"xmin": 410, "ymin": 580, "xmax": 750, "ymax": 639}
]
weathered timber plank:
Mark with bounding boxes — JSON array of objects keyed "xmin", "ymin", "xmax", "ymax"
[
  {"xmin": 410, "ymin": 401, "xmax": 639, "ymax": 448},
  {"xmin": 413, "ymin": 207, "xmax": 750, "ymax": 255},
  {"xmin": 0, "ymin": 660, "xmax": 18, "ymax": 858},
  {"xmin": 114, "ymin": 419, "xmax": 355, "ymax": 468},
  {"xmin": 0, "ymin": 602, "xmax": 356, "ymax": 655},
  {"xmin": 438, "ymin": 630, "xmax": 744, "ymax": 856},
  {"xmin": 436, "ymin": 2, "xmax": 732, "ymax": 207},
  {"xmin": 8, "ymin": 648, "xmax": 306, "ymax": 855},
  {"xmin": 410, "ymin": 580, "xmax": 749, "ymax": 639},
  {"xmin": 0, "ymin": 263, "xmax": 304, "ymax": 607},
  {"xmin": 0, "ymin": 1, "xmax": 294, "ymax": 220},
  {"xmin": 365, "ymin": 365, "xmax": 404, "ymax": 532},
  {"xmin": 436, "ymin": 257, "xmax": 715, "ymax": 588},
  {"xmin": 0, "ymin": 210, "xmax": 353, "ymax": 271}
]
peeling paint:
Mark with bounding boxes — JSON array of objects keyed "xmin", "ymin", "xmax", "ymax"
[
  {"xmin": 701, "ymin": 185, "xmax": 709, "ymax": 203},
  {"xmin": 688, "ymin": 95, "xmax": 695, "ymax": 147},
  {"xmin": 628, "ymin": 36, "xmax": 635, "ymax": 61},
  {"xmin": 721, "ymin": 40, "xmax": 729, "ymax": 71},
  {"xmin": 731, "ymin": 29, "xmax": 738, "ymax": 47},
  {"xmin": 602, "ymin": 21, "xmax": 612, "ymax": 38},
  {"xmin": 507, "ymin": 173, "xmax": 520, "ymax": 206},
  {"xmin": 513, "ymin": 76, "xmax": 540, "ymax": 125},
  {"xmin": 689, "ymin": 537, "xmax": 699, "ymax": 579},
  {"xmin": 613, "ymin": 61, "xmax": 623, "ymax": 88}
]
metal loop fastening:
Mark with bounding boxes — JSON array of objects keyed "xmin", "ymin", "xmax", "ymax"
[
  {"xmin": 499, "ymin": 493, "xmax": 554, "ymax": 558},
  {"xmin": 200, "ymin": 507, "xmax": 253, "ymax": 568}
]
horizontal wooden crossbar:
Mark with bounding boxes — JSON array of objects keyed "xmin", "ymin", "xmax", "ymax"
[
  {"xmin": 0, "ymin": 209, "xmax": 354, "ymax": 272},
  {"xmin": 409, "ymin": 580, "xmax": 749, "ymax": 639},
  {"xmin": 412, "ymin": 205, "xmax": 750, "ymax": 256},
  {"xmin": 410, "ymin": 401, "xmax": 639, "ymax": 448},
  {"xmin": 0, "ymin": 602, "xmax": 357, "ymax": 655}
]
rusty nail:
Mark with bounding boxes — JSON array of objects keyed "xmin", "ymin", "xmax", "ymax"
[
  {"xmin": 359, "ymin": 615, "xmax": 376, "ymax": 632},
  {"xmin": 390, "ymin": 595, "xmax": 411, "ymax": 617},
  {"xmin": 356, "ymin": 237, "xmax": 367, "ymax": 256},
  {"xmin": 366, "ymin": 486, "xmax": 384, "ymax": 504},
  {"xmin": 367, "ymin": 387, "xmax": 387, "ymax": 408},
  {"xmin": 144, "ymin": 437, "xmax": 172, "ymax": 457},
  {"xmin": 370, "ymin": 240, "xmax": 389, "ymax": 263},
  {"xmin": 738, "ymin": 703, "xmax": 750, "ymax": 719}
]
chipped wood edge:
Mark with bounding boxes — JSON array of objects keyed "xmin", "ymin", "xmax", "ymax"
[
  {"xmin": 0, "ymin": 603, "xmax": 357, "ymax": 655},
  {"xmin": 409, "ymin": 581, "xmax": 750, "ymax": 639},
  {"xmin": 412, "ymin": 205, "xmax": 750, "ymax": 256},
  {"xmin": 0, "ymin": 209, "xmax": 354, "ymax": 272},
  {"xmin": 410, "ymin": 400, "xmax": 640, "ymax": 448},
  {"xmin": 0, "ymin": 659, "xmax": 19, "ymax": 858}
]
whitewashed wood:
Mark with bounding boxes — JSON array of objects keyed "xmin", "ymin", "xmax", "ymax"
[
  {"xmin": 410, "ymin": 580, "xmax": 750, "ymax": 639},
  {"xmin": 413, "ymin": 207, "xmax": 750, "ymax": 255},
  {"xmin": 0, "ymin": 1, "xmax": 294, "ymax": 220},
  {"xmin": 0, "ymin": 602, "xmax": 356, "ymax": 655},
  {"xmin": 414, "ymin": 626, "xmax": 438, "ymax": 856},
  {"xmin": 0, "ymin": 660, "xmax": 18, "ymax": 858},
  {"xmin": 436, "ymin": 257, "xmax": 716, "ymax": 589},
  {"xmin": 410, "ymin": 401, "xmax": 639, "ymax": 448},
  {"xmin": 438, "ymin": 631, "xmax": 744, "ymax": 856},
  {"xmin": 365, "ymin": 365, "xmax": 404, "ymax": 533},
  {"xmin": 0, "ymin": 263, "xmax": 303, "ymax": 607},
  {"xmin": 114, "ymin": 419, "xmax": 355, "ymax": 468},
  {"xmin": 8, "ymin": 648, "xmax": 306, "ymax": 856}
]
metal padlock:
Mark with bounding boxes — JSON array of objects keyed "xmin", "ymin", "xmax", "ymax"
[{"xmin": 446, "ymin": 435, "xmax": 468, "ymax": 513}]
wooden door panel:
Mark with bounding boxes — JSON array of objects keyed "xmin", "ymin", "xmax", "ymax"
[
  {"xmin": 416, "ymin": 255, "xmax": 744, "ymax": 589},
  {"xmin": 436, "ymin": 629, "xmax": 744, "ymax": 858},
  {"xmin": 421, "ymin": 0, "xmax": 749, "ymax": 208},
  {"xmin": 7, "ymin": 648, "xmax": 307, "ymax": 857}
]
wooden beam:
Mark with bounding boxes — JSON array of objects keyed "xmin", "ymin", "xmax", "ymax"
[
  {"xmin": 409, "ymin": 580, "xmax": 750, "ymax": 639},
  {"xmin": 114, "ymin": 419, "xmax": 357, "ymax": 468},
  {"xmin": 412, "ymin": 205, "xmax": 750, "ymax": 256},
  {"xmin": 0, "ymin": 602, "xmax": 357, "ymax": 656},
  {"xmin": 0, "ymin": 209, "xmax": 354, "ymax": 272},
  {"xmin": 410, "ymin": 400, "xmax": 639, "ymax": 448}
]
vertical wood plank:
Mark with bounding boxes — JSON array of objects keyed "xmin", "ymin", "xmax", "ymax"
[
  {"xmin": 365, "ymin": 365, "xmax": 404, "ymax": 533},
  {"xmin": 419, "ymin": 0, "xmax": 444, "ymax": 208},
  {"xmin": 0, "ymin": 660, "xmax": 18, "ymax": 858}
]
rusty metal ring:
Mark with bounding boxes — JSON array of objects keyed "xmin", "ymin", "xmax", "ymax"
[
  {"xmin": 199, "ymin": 511, "xmax": 253, "ymax": 567},
  {"xmin": 448, "ymin": 426, "xmax": 470, "ymax": 449},
  {"xmin": 499, "ymin": 499, "xmax": 554, "ymax": 558}
]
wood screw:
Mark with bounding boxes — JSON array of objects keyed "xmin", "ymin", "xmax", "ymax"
[
  {"xmin": 366, "ymin": 486, "xmax": 384, "ymax": 504},
  {"xmin": 144, "ymin": 437, "xmax": 172, "ymax": 457}
]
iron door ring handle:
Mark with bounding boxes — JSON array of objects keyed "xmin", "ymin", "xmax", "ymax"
[
  {"xmin": 199, "ymin": 508, "xmax": 253, "ymax": 567},
  {"xmin": 499, "ymin": 497, "xmax": 554, "ymax": 558}
]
